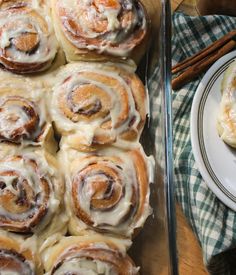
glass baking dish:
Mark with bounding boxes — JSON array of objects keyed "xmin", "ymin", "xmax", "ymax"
[
  {"xmin": 0, "ymin": 0, "xmax": 177, "ymax": 273},
  {"xmin": 129, "ymin": 0, "xmax": 178, "ymax": 274}
]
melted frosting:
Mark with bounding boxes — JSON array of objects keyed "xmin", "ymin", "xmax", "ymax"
[
  {"xmin": 0, "ymin": 146, "xmax": 62, "ymax": 234},
  {"xmin": 0, "ymin": 1, "xmax": 58, "ymax": 72},
  {"xmin": 0, "ymin": 77, "xmax": 51, "ymax": 146},
  {"xmin": 43, "ymin": 236, "xmax": 138, "ymax": 275},
  {"xmin": 59, "ymin": 145, "xmax": 152, "ymax": 237},
  {"xmin": 0, "ymin": 232, "xmax": 40, "ymax": 275},
  {"xmin": 51, "ymin": 63, "xmax": 147, "ymax": 150},
  {"xmin": 55, "ymin": 0, "xmax": 147, "ymax": 57},
  {"xmin": 53, "ymin": 258, "xmax": 117, "ymax": 275}
]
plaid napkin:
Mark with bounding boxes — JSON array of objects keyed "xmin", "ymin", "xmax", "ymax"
[{"xmin": 171, "ymin": 13, "xmax": 236, "ymax": 274}]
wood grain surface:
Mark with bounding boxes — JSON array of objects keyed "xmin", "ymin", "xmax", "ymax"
[
  {"xmin": 171, "ymin": 0, "xmax": 185, "ymax": 11},
  {"xmin": 176, "ymin": 204, "xmax": 208, "ymax": 274},
  {"xmin": 176, "ymin": 0, "xmax": 200, "ymax": 15}
]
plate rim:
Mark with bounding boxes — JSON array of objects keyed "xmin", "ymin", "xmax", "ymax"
[{"xmin": 191, "ymin": 50, "xmax": 236, "ymax": 211}]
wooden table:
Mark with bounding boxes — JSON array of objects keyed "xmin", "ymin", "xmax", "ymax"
[
  {"xmin": 173, "ymin": 0, "xmax": 200, "ymax": 15},
  {"xmin": 176, "ymin": 204, "xmax": 208, "ymax": 274},
  {"xmin": 171, "ymin": 0, "xmax": 208, "ymax": 274}
]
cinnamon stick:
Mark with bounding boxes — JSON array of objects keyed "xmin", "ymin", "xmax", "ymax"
[
  {"xmin": 172, "ymin": 29, "xmax": 236, "ymax": 75},
  {"xmin": 172, "ymin": 39, "xmax": 236, "ymax": 90}
]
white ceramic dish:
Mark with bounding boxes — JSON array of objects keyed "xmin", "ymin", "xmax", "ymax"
[{"xmin": 191, "ymin": 50, "xmax": 236, "ymax": 211}]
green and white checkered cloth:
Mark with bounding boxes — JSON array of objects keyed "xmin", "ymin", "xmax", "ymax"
[
  {"xmin": 171, "ymin": 13, "xmax": 236, "ymax": 274},
  {"xmin": 149, "ymin": 12, "xmax": 236, "ymax": 274}
]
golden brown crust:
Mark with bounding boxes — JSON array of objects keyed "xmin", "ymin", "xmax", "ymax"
[
  {"xmin": 0, "ymin": 146, "xmax": 64, "ymax": 234},
  {"xmin": 0, "ymin": 156, "xmax": 49, "ymax": 232},
  {"xmin": 42, "ymin": 236, "xmax": 138, "ymax": 275},
  {"xmin": 0, "ymin": 76, "xmax": 56, "ymax": 151},
  {"xmin": 62, "ymin": 146, "xmax": 151, "ymax": 238},
  {"xmin": 51, "ymin": 62, "xmax": 147, "ymax": 151},
  {"xmin": 0, "ymin": 96, "xmax": 40, "ymax": 143},
  {"xmin": 0, "ymin": 233, "xmax": 43, "ymax": 274},
  {"xmin": 0, "ymin": 2, "xmax": 58, "ymax": 73},
  {"xmin": 0, "ymin": 2, "xmax": 151, "ymax": 273},
  {"xmin": 51, "ymin": 0, "xmax": 149, "ymax": 63}
]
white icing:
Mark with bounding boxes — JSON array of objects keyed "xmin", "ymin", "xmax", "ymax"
[
  {"xmin": 62, "ymin": 146, "xmax": 152, "ymax": 237},
  {"xmin": 0, "ymin": 244, "xmax": 34, "ymax": 275},
  {"xmin": 76, "ymin": 158, "xmax": 133, "ymax": 227},
  {"xmin": 0, "ymin": 77, "xmax": 51, "ymax": 145},
  {"xmin": 0, "ymin": 271, "xmax": 19, "ymax": 275},
  {"xmin": 47, "ymin": 239, "xmax": 139, "ymax": 275},
  {"xmin": 0, "ymin": 105, "xmax": 30, "ymax": 136},
  {"xmin": 104, "ymin": 9, "xmax": 120, "ymax": 32},
  {"xmin": 19, "ymin": 234, "xmax": 38, "ymax": 254},
  {"xmin": 0, "ymin": 3, "xmax": 58, "ymax": 70},
  {"xmin": 0, "ymin": 148, "xmax": 61, "ymax": 233},
  {"xmin": 53, "ymin": 258, "xmax": 117, "ymax": 275},
  {"xmin": 39, "ymin": 233, "xmax": 65, "ymax": 254},
  {"xmin": 51, "ymin": 63, "xmax": 146, "ymax": 149},
  {"xmin": 56, "ymin": 0, "xmax": 147, "ymax": 56}
]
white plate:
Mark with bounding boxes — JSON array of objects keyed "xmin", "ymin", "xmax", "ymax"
[{"xmin": 191, "ymin": 50, "xmax": 236, "ymax": 211}]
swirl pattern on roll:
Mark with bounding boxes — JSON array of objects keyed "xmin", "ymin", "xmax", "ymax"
[
  {"xmin": 53, "ymin": 0, "xmax": 147, "ymax": 58},
  {"xmin": 0, "ymin": 96, "xmax": 41, "ymax": 144},
  {"xmin": 0, "ymin": 147, "xmax": 63, "ymax": 233},
  {"xmin": 65, "ymin": 147, "xmax": 151, "ymax": 237},
  {"xmin": 0, "ymin": 233, "xmax": 42, "ymax": 274},
  {"xmin": 52, "ymin": 63, "xmax": 147, "ymax": 151},
  {"xmin": 0, "ymin": 1, "xmax": 58, "ymax": 73},
  {"xmin": 43, "ymin": 236, "xmax": 138, "ymax": 275},
  {"xmin": 0, "ymin": 77, "xmax": 51, "ymax": 146}
]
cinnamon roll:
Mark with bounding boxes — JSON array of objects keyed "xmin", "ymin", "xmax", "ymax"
[
  {"xmin": 217, "ymin": 60, "xmax": 236, "ymax": 148},
  {"xmin": 0, "ymin": 232, "xmax": 43, "ymax": 274},
  {"xmin": 59, "ymin": 145, "xmax": 152, "ymax": 237},
  {"xmin": 0, "ymin": 76, "xmax": 56, "ymax": 151},
  {"xmin": 0, "ymin": 145, "xmax": 65, "ymax": 235},
  {"xmin": 42, "ymin": 235, "xmax": 138, "ymax": 275},
  {"xmin": 51, "ymin": 0, "xmax": 149, "ymax": 62},
  {"xmin": 0, "ymin": 0, "xmax": 58, "ymax": 73},
  {"xmin": 51, "ymin": 63, "xmax": 147, "ymax": 151}
]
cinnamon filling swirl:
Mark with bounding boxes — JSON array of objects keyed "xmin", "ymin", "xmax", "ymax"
[
  {"xmin": 0, "ymin": 0, "xmax": 30, "ymax": 10},
  {"xmin": 0, "ymin": 155, "xmax": 53, "ymax": 233},
  {"xmin": 72, "ymin": 160, "xmax": 125, "ymax": 226},
  {"xmin": 0, "ymin": 3, "xmax": 58, "ymax": 73},
  {"xmin": 51, "ymin": 243, "xmax": 138, "ymax": 275},
  {"xmin": 69, "ymin": 148, "xmax": 151, "ymax": 236},
  {"xmin": 55, "ymin": 0, "xmax": 147, "ymax": 57},
  {"xmin": 0, "ymin": 249, "xmax": 33, "ymax": 275},
  {"xmin": 0, "ymin": 96, "xmax": 40, "ymax": 143},
  {"xmin": 52, "ymin": 63, "xmax": 147, "ymax": 150}
]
